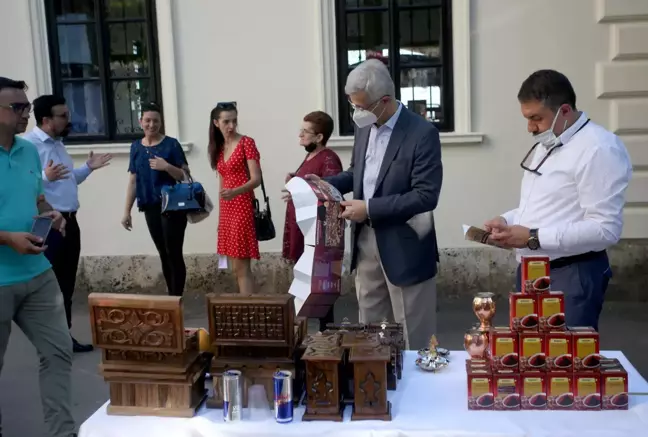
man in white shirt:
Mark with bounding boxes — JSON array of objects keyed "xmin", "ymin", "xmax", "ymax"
[
  {"xmin": 485, "ymin": 69, "xmax": 632, "ymax": 331},
  {"xmin": 23, "ymin": 95, "xmax": 111, "ymax": 352}
]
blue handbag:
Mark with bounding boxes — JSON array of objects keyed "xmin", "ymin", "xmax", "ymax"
[{"xmin": 161, "ymin": 172, "xmax": 207, "ymax": 214}]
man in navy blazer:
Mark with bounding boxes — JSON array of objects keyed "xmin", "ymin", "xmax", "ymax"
[{"xmin": 310, "ymin": 59, "xmax": 443, "ymax": 350}]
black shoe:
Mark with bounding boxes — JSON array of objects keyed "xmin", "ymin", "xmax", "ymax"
[{"xmin": 72, "ymin": 337, "xmax": 94, "ymax": 353}]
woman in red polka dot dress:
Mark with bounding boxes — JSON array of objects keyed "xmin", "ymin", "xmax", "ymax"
[{"xmin": 208, "ymin": 102, "xmax": 261, "ymax": 295}]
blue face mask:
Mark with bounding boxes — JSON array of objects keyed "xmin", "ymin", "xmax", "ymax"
[{"xmin": 533, "ymin": 110, "xmax": 569, "ymax": 148}]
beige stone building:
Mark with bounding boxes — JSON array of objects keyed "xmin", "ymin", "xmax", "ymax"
[{"xmin": 1, "ymin": 0, "xmax": 647, "ymax": 298}]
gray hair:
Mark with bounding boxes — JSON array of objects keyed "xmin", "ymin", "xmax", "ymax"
[{"xmin": 345, "ymin": 59, "xmax": 395, "ymax": 102}]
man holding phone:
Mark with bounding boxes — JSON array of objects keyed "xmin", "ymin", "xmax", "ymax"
[
  {"xmin": 23, "ymin": 95, "xmax": 112, "ymax": 353},
  {"xmin": 0, "ymin": 78, "xmax": 76, "ymax": 437}
]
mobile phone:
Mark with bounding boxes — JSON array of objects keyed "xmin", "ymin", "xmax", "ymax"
[{"xmin": 31, "ymin": 216, "xmax": 53, "ymax": 247}]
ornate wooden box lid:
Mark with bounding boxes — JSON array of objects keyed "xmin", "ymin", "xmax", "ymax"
[
  {"xmin": 341, "ymin": 331, "xmax": 379, "ymax": 348},
  {"xmin": 349, "ymin": 344, "xmax": 391, "ymax": 363},
  {"xmin": 302, "ymin": 332, "xmax": 343, "ymax": 362},
  {"xmin": 88, "ymin": 293, "xmax": 185, "ymax": 354},
  {"xmin": 206, "ymin": 294, "xmax": 295, "ymax": 347}
]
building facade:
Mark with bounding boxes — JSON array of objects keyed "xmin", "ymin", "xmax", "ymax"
[{"xmin": 1, "ymin": 0, "xmax": 647, "ymax": 298}]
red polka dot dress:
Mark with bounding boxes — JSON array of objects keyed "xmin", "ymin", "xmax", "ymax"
[{"xmin": 216, "ymin": 136, "xmax": 260, "ymax": 260}]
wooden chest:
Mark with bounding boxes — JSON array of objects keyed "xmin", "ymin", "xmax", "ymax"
[
  {"xmin": 205, "ymin": 294, "xmax": 307, "ymax": 409},
  {"xmin": 349, "ymin": 344, "xmax": 392, "ymax": 421},
  {"xmin": 301, "ymin": 332, "xmax": 345, "ymax": 421},
  {"xmin": 88, "ymin": 293, "xmax": 208, "ymax": 417},
  {"xmin": 325, "ymin": 320, "xmax": 405, "ymax": 390}
]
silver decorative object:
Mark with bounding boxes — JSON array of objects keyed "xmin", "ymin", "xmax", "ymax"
[
  {"xmin": 417, "ymin": 347, "xmax": 450, "ymax": 359},
  {"xmin": 415, "ymin": 355, "xmax": 450, "ymax": 372},
  {"xmin": 415, "ymin": 335, "xmax": 450, "ymax": 373}
]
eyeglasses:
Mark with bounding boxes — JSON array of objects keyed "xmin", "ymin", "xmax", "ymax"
[
  {"xmin": 0, "ymin": 102, "xmax": 32, "ymax": 114},
  {"xmin": 520, "ymin": 142, "xmax": 562, "ymax": 176},
  {"xmin": 299, "ymin": 129, "xmax": 316, "ymax": 136},
  {"xmin": 216, "ymin": 101, "xmax": 237, "ymax": 110},
  {"xmin": 348, "ymin": 95, "xmax": 386, "ymax": 112}
]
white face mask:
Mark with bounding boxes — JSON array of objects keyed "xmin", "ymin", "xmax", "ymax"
[
  {"xmin": 533, "ymin": 110, "xmax": 564, "ymax": 148},
  {"xmin": 352, "ymin": 108, "xmax": 378, "ymax": 129},
  {"xmin": 351, "ymin": 98, "xmax": 386, "ymax": 129}
]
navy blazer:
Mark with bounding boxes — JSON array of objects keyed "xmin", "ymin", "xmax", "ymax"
[{"xmin": 325, "ymin": 106, "xmax": 442, "ymax": 287}]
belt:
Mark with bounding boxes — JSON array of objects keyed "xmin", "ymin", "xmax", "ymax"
[
  {"xmin": 550, "ymin": 250, "xmax": 606, "ymax": 270},
  {"xmin": 60, "ymin": 211, "xmax": 77, "ymax": 219}
]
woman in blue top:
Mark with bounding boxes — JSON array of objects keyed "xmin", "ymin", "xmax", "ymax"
[{"xmin": 121, "ymin": 102, "xmax": 189, "ymax": 296}]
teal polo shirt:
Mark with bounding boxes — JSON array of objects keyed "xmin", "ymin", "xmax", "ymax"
[{"xmin": 0, "ymin": 136, "xmax": 51, "ymax": 286}]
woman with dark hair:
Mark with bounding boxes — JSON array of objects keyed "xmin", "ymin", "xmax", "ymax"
[
  {"xmin": 208, "ymin": 102, "xmax": 261, "ymax": 296},
  {"xmin": 282, "ymin": 111, "xmax": 343, "ymax": 330},
  {"xmin": 121, "ymin": 102, "xmax": 189, "ymax": 296}
]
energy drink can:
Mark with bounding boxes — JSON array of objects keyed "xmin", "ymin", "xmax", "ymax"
[
  {"xmin": 223, "ymin": 370, "xmax": 242, "ymax": 422},
  {"xmin": 273, "ymin": 370, "xmax": 293, "ymax": 423}
]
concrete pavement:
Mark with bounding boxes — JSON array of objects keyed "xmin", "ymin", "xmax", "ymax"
[{"xmin": 1, "ymin": 296, "xmax": 647, "ymax": 437}]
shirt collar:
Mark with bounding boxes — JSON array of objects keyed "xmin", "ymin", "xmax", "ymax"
[
  {"xmin": 555, "ymin": 112, "xmax": 588, "ymax": 147},
  {"xmin": 1, "ymin": 136, "xmax": 26, "ymax": 156},
  {"xmin": 33, "ymin": 126, "xmax": 57, "ymax": 144},
  {"xmin": 375, "ymin": 101, "xmax": 403, "ymax": 131}
]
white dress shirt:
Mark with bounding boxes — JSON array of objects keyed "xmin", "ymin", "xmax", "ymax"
[
  {"xmin": 364, "ymin": 102, "xmax": 403, "ymax": 215},
  {"xmin": 22, "ymin": 127, "xmax": 92, "ymax": 212},
  {"xmin": 501, "ymin": 113, "xmax": 632, "ymax": 261}
]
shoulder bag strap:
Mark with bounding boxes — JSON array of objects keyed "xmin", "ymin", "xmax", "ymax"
[{"xmin": 242, "ymin": 140, "xmax": 271, "ymax": 211}]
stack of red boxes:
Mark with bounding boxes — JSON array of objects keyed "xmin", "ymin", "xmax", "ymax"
[{"xmin": 467, "ymin": 256, "xmax": 629, "ymax": 411}]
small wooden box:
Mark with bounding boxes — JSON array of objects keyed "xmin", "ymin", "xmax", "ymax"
[
  {"xmin": 367, "ymin": 322, "xmax": 405, "ymax": 389},
  {"xmin": 301, "ymin": 333, "xmax": 345, "ymax": 422},
  {"xmin": 325, "ymin": 321, "xmax": 404, "ymax": 391},
  {"xmin": 207, "ymin": 294, "xmax": 296, "ymax": 350},
  {"xmin": 88, "ymin": 293, "xmax": 208, "ymax": 418},
  {"xmin": 204, "ymin": 295, "xmax": 307, "ymax": 409},
  {"xmin": 349, "ymin": 344, "xmax": 392, "ymax": 421}
]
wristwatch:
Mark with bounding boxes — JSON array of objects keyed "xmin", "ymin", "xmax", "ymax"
[{"xmin": 527, "ymin": 229, "xmax": 540, "ymax": 250}]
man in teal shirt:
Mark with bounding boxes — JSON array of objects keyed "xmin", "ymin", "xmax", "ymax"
[{"xmin": 0, "ymin": 77, "xmax": 76, "ymax": 437}]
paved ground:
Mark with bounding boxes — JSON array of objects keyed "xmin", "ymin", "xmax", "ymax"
[{"xmin": 1, "ymin": 296, "xmax": 647, "ymax": 437}]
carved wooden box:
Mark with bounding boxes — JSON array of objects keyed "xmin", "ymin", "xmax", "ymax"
[
  {"xmin": 337, "ymin": 331, "xmax": 379, "ymax": 404},
  {"xmin": 205, "ymin": 295, "xmax": 307, "ymax": 409},
  {"xmin": 301, "ymin": 332, "xmax": 345, "ymax": 421},
  {"xmin": 367, "ymin": 322, "xmax": 405, "ymax": 389},
  {"xmin": 349, "ymin": 344, "xmax": 392, "ymax": 421},
  {"xmin": 88, "ymin": 293, "xmax": 208, "ymax": 417},
  {"xmin": 207, "ymin": 294, "xmax": 299, "ymax": 357},
  {"xmin": 325, "ymin": 320, "xmax": 404, "ymax": 390}
]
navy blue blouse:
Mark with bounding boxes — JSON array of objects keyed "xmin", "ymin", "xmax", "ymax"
[{"xmin": 128, "ymin": 136, "xmax": 187, "ymax": 210}]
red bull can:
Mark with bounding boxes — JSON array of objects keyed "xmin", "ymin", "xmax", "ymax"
[
  {"xmin": 223, "ymin": 370, "xmax": 242, "ymax": 422},
  {"xmin": 273, "ymin": 370, "xmax": 293, "ymax": 423}
]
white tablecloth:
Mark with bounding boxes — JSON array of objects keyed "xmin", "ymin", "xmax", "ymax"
[{"xmin": 79, "ymin": 350, "xmax": 648, "ymax": 437}]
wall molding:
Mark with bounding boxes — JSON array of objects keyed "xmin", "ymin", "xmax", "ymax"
[
  {"xmin": 596, "ymin": 0, "xmax": 648, "ymax": 23},
  {"xmin": 328, "ymin": 132, "xmax": 484, "ymax": 149},
  {"xmin": 25, "ymin": 0, "xmax": 190, "ymax": 147},
  {"xmin": 318, "ymin": 0, "xmax": 484, "ymax": 147}
]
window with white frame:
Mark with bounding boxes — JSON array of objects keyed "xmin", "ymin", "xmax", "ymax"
[{"xmin": 43, "ymin": 0, "xmax": 162, "ymax": 143}]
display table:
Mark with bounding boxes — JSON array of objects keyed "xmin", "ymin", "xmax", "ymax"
[{"xmin": 79, "ymin": 350, "xmax": 648, "ymax": 437}]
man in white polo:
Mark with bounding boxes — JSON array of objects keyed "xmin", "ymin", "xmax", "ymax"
[{"xmin": 485, "ymin": 69, "xmax": 632, "ymax": 331}]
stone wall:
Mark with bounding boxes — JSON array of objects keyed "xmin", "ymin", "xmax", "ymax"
[{"xmin": 75, "ymin": 240, "xmax": 648, "ymax": 303}]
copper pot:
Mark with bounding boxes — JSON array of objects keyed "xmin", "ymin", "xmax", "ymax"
[
  {"xmin": 473, "ymin": 292, "xmax": 496, "ymax": 331},
  {"xmin": 464, "ymin": 328, "xmax": 489, "ymax": 359}
]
